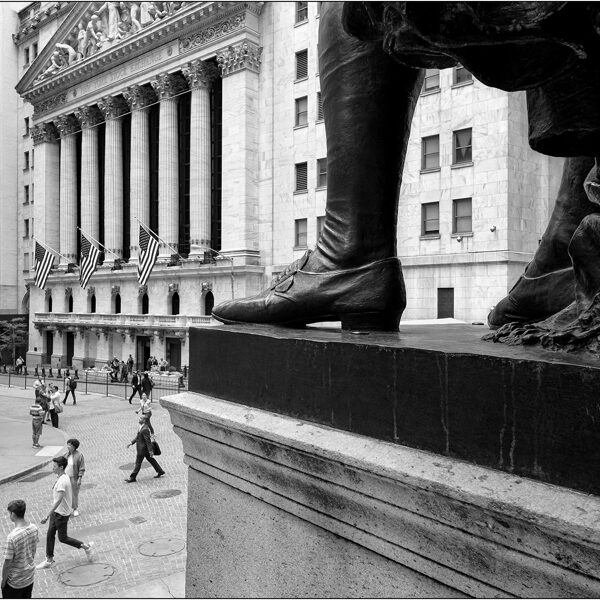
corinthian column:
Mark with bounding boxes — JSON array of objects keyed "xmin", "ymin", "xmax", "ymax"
[
  {"xmin": 123, "ymin": 84, "xmax": 156, "ymax": 262},
  {"xmin": 150, "ymin": 72, "xmax": 187, "ymax": 260},
  {"xmin": 182, "ymin": 60, "xmax": 218, "ymax": 258},
  {"xmin": 98, "ymin": 95, "xmax": 128, "ymax": 265},
  {"xmin": 75, "ymin": 106, "xmax": 103, "ymax": 242},
  {"xmin": 54, "ymin": 114, "xmax": 79, "ymax": 266}
]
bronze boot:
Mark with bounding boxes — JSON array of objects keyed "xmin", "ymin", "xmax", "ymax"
[{"xmin": 213, "ymin": 3, "xmax": 423, "ymax": 331}]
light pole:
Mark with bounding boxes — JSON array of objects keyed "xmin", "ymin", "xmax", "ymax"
[{"xmin": 209, "ymin": 248, "xmax": 234, "ymax": 299}]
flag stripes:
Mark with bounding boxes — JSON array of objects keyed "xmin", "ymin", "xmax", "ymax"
[
  {"xmin": 138, "ymin": 225, "xmax": 160, "ymax": 286},
  {"xmin": 34, "ymin": 242, "xmax": 54, "ymax": 290},
  {"xmin": 79, "ymin": 233, "xmax": 101, "ymax": 289}
]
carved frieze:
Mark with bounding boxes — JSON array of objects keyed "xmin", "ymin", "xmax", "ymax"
[
  {"xmin": 139, "ymin": 285, "xmax": 148, "ymax": 296},
  {"xmin": 182, "ymin": 59, "xmax": 219, "ymax": 90},
  {"xmin": 54, "ymin": 113, "xmax": 79, "ymax": 138},
  {"xmin": 150, "ymin": 72, "xmax": 188, "ymax": 100},
  {"xmin": 168, "ymin": 283, "xmax": 179, "ymax": 294},
  {"xmin": 179, "ymin": 14, "xmax": 245, "ymax": 54},
  {"xmin": 217, "ymin": 41, "xmax": 263, "ymax": 77},
  {"xmin": 201, "ymin": 282, "xmax": 212, "ymax": 292},
  {"xmin": 87, "ymin": 286, "xmax": 96, "ymax": 297},
  {"xmin": 123, "ymin": 84, "xmax": 156, "ymax": 110},
  {"xmin": 45, "ymin": 289, "xmax": 52, "ymax": 299},
  {"xmin": 31, "ymin": 122, "xmax": 58, "ymax": 145},
  {"xmin": 97, "ymin": 95, "xmax": 128, "ymax": 120},
  {"xmin": 74, "ymin": 105, "xmax": 103, "ymax": 129},
  {"xmin": 111, "ymin": 285, "xmax": 120, "ymax": 296},
  {"xmin": 64, "ymin": 287, "xmax": 72, "ymax": 297},
  {"xmin": 33, "ymin": 93, "xmax": 68, "ymax": 118}
]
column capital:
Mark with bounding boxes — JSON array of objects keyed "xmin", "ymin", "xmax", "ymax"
[
  {"xmin": 182, "ymin": 60, "xmax": 219, "ymax": 90},
  {"xmin": 31, "ymin": 122, "xmax": 58, "ymax": 145},
  {"xmin": 123, "ymin": 84, "xmax": 156, "ymax": 110},
  {"xmin": 150, "ymin": 72, "xmax": 188, "ymax": 100},
  {"xmin": 98, "ymin": 95, "xmax": 128, "ymax": 121},
  {"xmin": 217, "ymin": 41, "xmax": 262, "ymax": 77},
  {"xmin": 74, "ymin": 105, "xmax": 103, "ymax": 129},
  {"xmin": 54, "ymin": 114, "xmax": 79, "ymax": 138}
]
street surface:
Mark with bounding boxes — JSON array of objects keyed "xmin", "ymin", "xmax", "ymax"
[{"xmin": 0, "ymin": 385, "xmax": 186, "ymax": 598}]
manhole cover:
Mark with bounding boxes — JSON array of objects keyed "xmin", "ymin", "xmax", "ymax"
[
  {"xmin": 150, "ymin": 489, "xmax": 182, "ymax": 499},
  {"xmin": 19, "ymin": 471, "xmax": 51, "ymax": 483},
  {"xmin": 139, "ymin": 537, "xmax": 185, "ymax": 557},
  {"xmin": 119, "ymin": 462, "xmax": 151, "ymax": 471},
  {"xmin": 79, "ymin": 483, "xmax": 96, "ymax": 490},
  {"xmin": 58, "ymin": 563, "xmax": 115, "ymax": 587}
]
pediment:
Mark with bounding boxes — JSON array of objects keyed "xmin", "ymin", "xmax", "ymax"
[{"xmin": 17, "ymin": 1, "xmax": 263, "ymax": 105}]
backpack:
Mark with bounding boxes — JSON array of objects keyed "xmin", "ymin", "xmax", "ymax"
[{"xmin": 70, "ymin": 379, "xmax": 78, "ymax": 390}]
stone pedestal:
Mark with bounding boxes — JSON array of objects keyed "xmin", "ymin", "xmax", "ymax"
[{"xmin": 162, "ymin": 324, "xmax": 600, "ymax": 598}]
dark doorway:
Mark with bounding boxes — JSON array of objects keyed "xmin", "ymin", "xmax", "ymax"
[
  {"xmin": 204, "ymin": 291, "xmax": 214, "ymax": 315},
  {"xmin": 437, "ymin": 288, "xmax": 454, "ymax": 319},
  {"xmin": 45, "ymin": 331, "xmax": 54, "ymax": 364},
  {"xmin": 166, "ymin": 337, "xmax": 182, "ymax": 371},
  {"xmin": 171, "ymin": 292, "xmax": 180, "ymax": 315},
  {"xmin": 136, "ymin": 336, "xmax": 151, "ymax": 371},
  {"xmin": 66, "ymin": 332, "xmax": 74, "ymax": 367}
]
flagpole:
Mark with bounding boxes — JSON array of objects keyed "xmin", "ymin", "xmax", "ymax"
[
  {"xmin": 32, "ymin": 236, "xmax": 72, "ymax": 265},
  {"xmin": 136, "ymin": 217, "xmax": 181, "ymax": 257},
  {"xmin": 77, "ymin": 227, "xmax": 121, "ymax": 260}
]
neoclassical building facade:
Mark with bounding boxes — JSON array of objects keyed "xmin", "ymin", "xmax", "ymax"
[{"xmin": 12, "ymin": 1, "xmax": 561, "ymax": 371}]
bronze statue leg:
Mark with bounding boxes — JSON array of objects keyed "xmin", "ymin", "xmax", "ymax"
[
  {"xmin": 211, "ymin": 2, "xmax": 423, "ymax": 330},
  {"xmin": 488, "ymin": 156, "xmax": 598, "ymax": 328}
]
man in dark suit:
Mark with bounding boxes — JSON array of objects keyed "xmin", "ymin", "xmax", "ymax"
[
  {"xmin": 124, "ymin": 415, "xmax": 165, "ymax": 483},
  {"xmin": 128, "ymin": 370, "xmax": 141, "ymax": 404}
]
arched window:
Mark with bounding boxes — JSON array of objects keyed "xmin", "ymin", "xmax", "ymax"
[
  {"xmin": 171, "ymin": 292, "xmax": 180, "ymax": 315},
  {"xmin": 47, "ymin": 296, "xmax": 53, "ymax": 313},
  {"xmin": 90, "ymin": 295, "xmax": 96, "ymax": 313},
  {"xmin": 142, "ymin": 293, "xmax": 149, "ymax": 315},
  {"xmin": 68, "ymin": 295, "xmax": 74, "ymax": 313},
  {"xmin": 204, "ymin": 291, "xmax": 214, "ymax": 315},
  {"xmin": 114, "ymin": 293, "xmax": 121, "ymax": 314}
]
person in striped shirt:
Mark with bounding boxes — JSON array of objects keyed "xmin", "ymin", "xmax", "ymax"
[{"xmin": 1, "ymin": 499, "xmax": 39, "ymax": 599}]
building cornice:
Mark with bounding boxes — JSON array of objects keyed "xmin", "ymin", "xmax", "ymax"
[{"xmin": 13, "ymin": 1, "xmax": 72, "ymax": 46}]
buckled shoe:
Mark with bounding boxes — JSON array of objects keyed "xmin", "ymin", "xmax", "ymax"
[{"xmin": 212, "ymin": 251, "xmax": 406, "ymax": 331}]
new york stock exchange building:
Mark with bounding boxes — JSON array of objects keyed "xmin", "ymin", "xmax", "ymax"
[{"xmin": 15, "ymin": 0, "xmax": 327, "ymax": 372}]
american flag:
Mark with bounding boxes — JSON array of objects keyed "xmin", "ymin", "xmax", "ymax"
[
  {"xmin": 138, "ymin": 224, "xmax": 160, "ymax": 286},
  {"xmin": 79, "ymin": 233, "xmax": 101, "ymax": 289},
  {"xmin": 34, "ymin": 241, "xmax": 54, "ymax": 289}
]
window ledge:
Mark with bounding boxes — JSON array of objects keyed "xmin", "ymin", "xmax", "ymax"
[
  {"xmin": 451, "ymin": 161, "xmax": 473, "ymax": 170},
  {"xmin": 293, "ymin": 123, "xmax": 308, "ymax": 131},
  {"xmin": 315, "ymin": 185, "xmax": 327, "ymax": 191},
  {"xmin": 294, "ymin": 76, "xmax": 308, "ymax": 84},
  {"xmin": 316, "ymin": 118, "xmax": 324, "ymax": 124},
  {"xmin": 23, "ymin": 133, "xmax": 29, "ymax": 138},
  {"xmin": 22, "ymin": 202, "xmax": 29, "ymax": 206},
  {"xmin": 420, "ymin": 234, "xmax": 441, "ymax": 240},
  {"xmin": 451, "ymin": 80, "xmax": 474, "ymax": 89},
  {"xmin": 421, "ymin": 88, "xmax": 440, "ymax": 97},
  {"xmin": 420, "ymin": 167, "xmax": 441, "ymax": 174},
  {"xmin": 23, "ymin": 167, "xmax": 29, "ymax": 172},
  {"xmin": 293, "ymin": 245, "xmax": 308, "ymax": 251},
  {"xmin": 451, "ymin": 232, "xmax": 473, "ymax": 238},
  {"xmin": 294, "ymin": 20, "xmax": 308, "ymax": 28},
  {"xmin": 293, "ymin": 189, "xmax": 308, "ymax": 195}
]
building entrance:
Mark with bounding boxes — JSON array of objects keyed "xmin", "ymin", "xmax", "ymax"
[
  {"xmin": 166, "ymin": 338, "xmax": 182, "ymax": 371},
  {"xmin": 136, "ymin": 336, "xmax": 151, "ymax": 371},
  {"xmin": 66, "ymin": 332, "xmax": 74, "ymax": 367},
  {"xmin": 44, "ymin": 331, "xmax": 53, "ymax": 365}
]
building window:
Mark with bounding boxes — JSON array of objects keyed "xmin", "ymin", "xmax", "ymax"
[
  {"xmin": 317, "ymin": 1, "xmax": 322, "ymax": 16},
  {"xmin": 295, "ymin": 218, "xmax": 307, "ymax": 248},
  {"xmin": 23, "ymin": 219, "xmax": 29, "ymax": 238},
  {"xmin": 47, "ymin": 294, "xmax": 52, "ymax": 312},
  {"xmin": 68, "ymin": 295, "xmax": 74, "ymax": 313},
  {"xmin": 317, "ymin": 216, "xmax": 325, "ymax": 238},
  {"xmin": 30, "ymin": 149, "xmax": 34, "ymax": 168},
  {"xmin": 142, "ymin": 293, "xmax": 149, "ymax": 315},
  {"xmin": 437, "ymin": 288, "xmax": 454, "ymax": 319},
  {"xmin": 24, "ymin": 185, "xmax": 29, "ymax": 204},
  {"xmin": 316, "ymin": 158, "xmax": 327, "ymax": 188},
  {"xmin": 171, "ymin": 292, "xmax": 180, "ymax": 315},
  {"xmin": 453, "ymin": 128, "xmax": 472, "ymax": 164},
  {"xmin": 32, "ymin": 42, "xmax": 38, "ymax": 59},
  {"xmin": 421, "ymin": 135, "xmax": 440, "ymax": 170},
  {"xmin": 295, "ymin": 162, "xmax": 308, "ymax": 192},
  {"xmin": 453, "ymin": 198, "xmax": 472, "ymax": 233},
  {"xmin": 30, "ymin": 219, "xmax": 34, "ymax": 237},
  {"xmin": 421, "ymin": 202, "xmax": 439, "ymax": 235},
  {"xmin": 114, "ymin": 293, "xmax": 121, "ymax": 314},
  {"xmin": 422, "ymin": 68, "xmax": 440, "ymax": 92},
  {"xmin": 454, "ymin": 65, "xmax": 472, "ymax": 85},
  {"xmin": 23, "ymin": 253, "xmax": 30, "ymax": 272},
  {"xmin": 295, "ymin": 96, "xmax": 308, "ymax": 127},
  {"xmin": 31, "ymin": 183, "xmax": 34, "ymax": 204},
  {"xmin": 24, "ymin": 151, "xmax": 29, "ymax": 170},
  {"xmin": 24, "ymin": 117, "xmax": 29, "ymax": 136},
  {"xmin": 24, "ymin": 47, "xmax": 29, "ymax": 66},
  {"xmin": 296, "ymin": 1, "xmax": 308, "ymax": 23},
  {"xmin": 316, "ymin": 91, "xmax": 323, "ymax": 120},
  {"xmin": 295, "ymin": 49, "xmax": 308, "ymax": 80}
]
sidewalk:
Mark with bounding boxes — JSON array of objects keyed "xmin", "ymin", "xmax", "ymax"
[{"xmin": 0, "ymin": 387, "xmax": 67, "ymax": 484}]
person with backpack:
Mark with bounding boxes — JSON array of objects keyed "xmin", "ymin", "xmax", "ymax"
[{"xmin": 62, "ymin": 376, "xmax": 77, "ymax": 406}]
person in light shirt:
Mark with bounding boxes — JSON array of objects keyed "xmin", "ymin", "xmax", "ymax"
[{"xmin": 64, "ymin": 439, "xmax": 86, "ymax": 518}]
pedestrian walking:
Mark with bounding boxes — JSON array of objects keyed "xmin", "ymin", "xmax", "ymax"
[
  {"xmin": 36, "ymin": 457, "xmax": 94, "ymax": 570},
  {"xmin": 140, "ymin": 372, "xmax": 154, "ymax": 401},
  {"xmin": 62, "ymin": 375, "xmax": 77, "ymax": 405},
  {"xmin": 125, "ymin": 415, "xmax": 165, "ymax": 483},
  {"xmin": 29, "ymin": 403, "xmax": 43, "ymax": 449},
  {"xmin": 135, "ymin": 393, "xmax": 154, "ymax": 434},
  {"xmin": 14, "ymin": 356, "xmax": 24, "ymax": 375},
  {"xmin": 64, "ymin": 440, "xmax": 85, "ymax": 518},
  {"xmin": 1, "ymin": 500, "xmax": 39, "ymax": 599},
  {"xmin": 128, "ymin": 370, "xmax": 142, "ymax": 404},
  {"xmin": 36, "ymin": 385, "xmax": 50, "ymax": 424},
  {"xmin": 48, "ymin": 386, "xmax": 62, "ymax": 429},
  {"xmin": 126, "ymin": 354, "xmax": 134, "ymax": 374}
]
